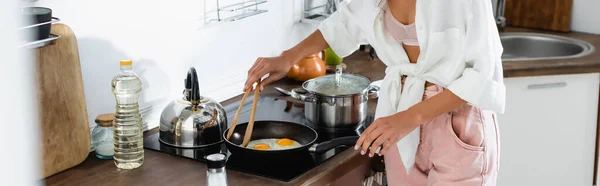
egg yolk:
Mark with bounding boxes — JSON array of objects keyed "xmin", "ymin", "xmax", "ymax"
[
  {"xmin": 276, "ymin": 138, "xmax": 294, "ymax": 146},
  {"xmin": 253, "ymin": 143, "xmax": 270, "ymax": 150}
]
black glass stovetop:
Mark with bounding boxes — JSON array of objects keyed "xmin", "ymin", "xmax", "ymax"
[{"xmin": 144, "ymin": 96, "xmax": 374, "ymax": 182}]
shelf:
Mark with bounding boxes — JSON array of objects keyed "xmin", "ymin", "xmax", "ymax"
[
  {"xmin": 18, "ymin": 17, "xmax": 60, "ymax": 30},
  {"xmin": 219, "ymin": 0, "xmax": 267, "ymax": 12},
  {"xmin": 300, "ymin": 0, "xmax": 339, "ymax": 25},
  {"xmin": 203, "ymin": 0, "xmax": 268, "ymax": 26},
  {"xmin": 301, "ymin": 14, "xmax": 328, "ymax": 25},
  {"xmin": 19, "ymin": 34, "xmax": 61, "ymax": 49},
  {"xmin": 18, "ymin": 17, "xmax": 61, "ymax": 49},
  {"xmin": 206, "ymin": 9, "xmax": 268, "ymax": 23},
  {"xmin": 224, "ymin": 9, "xmax": 268, "ymax": 22}
]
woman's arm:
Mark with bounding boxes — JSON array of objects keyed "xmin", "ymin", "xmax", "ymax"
[
  {"xmin": 282, "ymin": 30, "xmax": 330, "ymax": 65},
  {"xmin": 400, "ymin": 89, "xmax": 467, "ymax": 125},
  {"xmin": 355, "ymin": 89, "xmax": 467, "ymax": 157},
  {"xmin": 244, "ymin": 0, "xmax": 366, "ymax": 90}
]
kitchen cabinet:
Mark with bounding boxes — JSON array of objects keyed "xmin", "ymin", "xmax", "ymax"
[
  {"xmin": 331, "ymin": 162, "xmax": 369, "ymax": 186},
  {"xmin": 496, "ymin": 73, "xmax": 599, "ymax": 186}
]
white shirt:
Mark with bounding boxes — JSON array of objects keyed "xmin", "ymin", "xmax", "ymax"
[{"xmin": 317, "ymin": 0, "xmax": 506, "ymax": 174}]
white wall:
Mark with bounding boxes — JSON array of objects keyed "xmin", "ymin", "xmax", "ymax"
[
  {"xmin": 571, "ymin": 0, "xmax": 600, "ymax": 34},
  {"xmin": 1, "ymin": 0, "xmax": 41, "ymax": 185},
  {"xmin": 34, "ymin": 0, "xmax": 319, "ymax": 129}
]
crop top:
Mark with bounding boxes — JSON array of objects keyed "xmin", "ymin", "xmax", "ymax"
[{"xmin": 383, "ymin": 6, "xmax": 419, "ymax": 46}]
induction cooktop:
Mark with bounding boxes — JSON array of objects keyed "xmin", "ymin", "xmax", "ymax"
[{"xmin": 144, "ymin": 96, "xmax": 373, "ymax": 182}]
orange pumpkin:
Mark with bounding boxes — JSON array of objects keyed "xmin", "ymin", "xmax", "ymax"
[{"xmin": 287, "ymin": 50, "xmax": 327, "ymax": 82}]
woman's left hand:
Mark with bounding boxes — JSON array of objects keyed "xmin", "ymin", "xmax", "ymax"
[{"xmin": 354, "ymin": 111, "xmax": 422, "ymax": 157}]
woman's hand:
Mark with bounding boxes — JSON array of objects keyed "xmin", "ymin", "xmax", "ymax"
[
  {"xmin": 355, "ymin": 89, "xmax": 467, "ymax": 157},
  {"xmin": 244, "ymin": 30, "xmax": 330, "ymax": 92},
  {"xmin": 355, "ymin": 111, "xmax": 422, "ymax": 157},
  {"xmin": 244, "ymin": 52, "xmax": 298, "ymax": 92}
]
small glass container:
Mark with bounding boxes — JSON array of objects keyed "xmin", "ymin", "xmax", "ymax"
[
  {"xmin": 92, "ymin": 113, "xmax": 115, "ymax": 159},
  {"xmin": 205, "ymin": 153, "xmax": 228, "ymax": 186}
]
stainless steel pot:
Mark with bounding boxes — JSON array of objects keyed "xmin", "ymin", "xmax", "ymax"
[
  {"xmin": 159, "ymin": 67, "xmax": 227, "ymax": 148},
  {"xmin": 291, "ymin": 74, "xmax": 379, "ymax": 129}
]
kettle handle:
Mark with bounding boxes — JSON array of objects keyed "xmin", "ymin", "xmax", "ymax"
[
  {"xmin": 186, "ymin": 67, "xmax": 201, "ymax": 102},
  {"xmin": 320, "ymin": 50, "xmax": 327, "ymax": 62}
]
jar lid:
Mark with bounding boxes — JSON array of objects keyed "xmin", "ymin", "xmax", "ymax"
[
  {"xmin": 205, "ymin": 153, "xmax": 227, "ymax": 169},
  {"xmin": 95, "ymin": 113, "xmax": 115, "ymax": 127}
]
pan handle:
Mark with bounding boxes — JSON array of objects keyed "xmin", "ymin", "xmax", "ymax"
[{"xmin": 309, "ymin": 136, "xmax": 359, "ymax": 153}]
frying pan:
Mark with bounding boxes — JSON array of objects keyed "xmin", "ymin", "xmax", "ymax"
[{"xmin": 223, "ymin": 120, "xmax": 359, "ymax": 156}]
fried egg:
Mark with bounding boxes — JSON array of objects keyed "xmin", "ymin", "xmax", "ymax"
[{"xmin": 247, "ymin": 138, "xmax": 302, "ymax": 151}]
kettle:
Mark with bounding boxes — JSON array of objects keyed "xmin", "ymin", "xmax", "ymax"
[{"xmin": 159, "ymin": 67, "xmax": 228, "ymax": 148}]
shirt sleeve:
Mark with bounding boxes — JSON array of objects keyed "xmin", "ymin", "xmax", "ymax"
[
  {"xmin": 317, "ymin": 0, "xmax": 367, "ymax": 58},
  {"xmin": 446, "ymin": 0, "xmax": 506, "ymax": 114}
]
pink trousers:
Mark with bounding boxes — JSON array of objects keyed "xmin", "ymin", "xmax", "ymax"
[{"xmin": 384, "ymin": 85, "xmax": 500, "ymax": 186}]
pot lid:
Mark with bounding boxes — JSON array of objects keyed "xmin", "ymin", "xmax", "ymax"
[{"xmin": 302, "ymin": 74, "xmax": 372, "ymax": 96}]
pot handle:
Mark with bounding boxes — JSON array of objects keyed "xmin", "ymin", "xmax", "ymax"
[
  {"xmin": 367, "ymin": 85, "xmax": 380, "ymax": 100},
  {"xmin": 291, "ymin": 88, "xmax": 316, "ymax": 102},
  {"xmin": 309, "ymin": 136, "xmax": 359, "ymax": 154}
]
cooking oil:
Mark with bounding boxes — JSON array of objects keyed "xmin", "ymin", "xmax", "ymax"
[{"xmin": 111, "ymin": 59, "xmax": 144, "ymax": 169}]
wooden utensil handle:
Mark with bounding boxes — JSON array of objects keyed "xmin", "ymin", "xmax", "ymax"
[
  {"xmin": 226, "ymin": 89, "xmax": 252, "ymax": 140},
  {"xmin": 242, "ymin": 80, "xmax": 262, "ymax": 147}
]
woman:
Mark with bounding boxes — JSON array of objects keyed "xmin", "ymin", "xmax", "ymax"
[{"xmin": 244, "ymin": 0, "xmax": 505, "ymax": 185}]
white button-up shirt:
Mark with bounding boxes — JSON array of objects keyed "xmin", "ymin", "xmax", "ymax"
[{"xmin": 318, "ymin": 0, "xmax": 506, "ymax": 173}]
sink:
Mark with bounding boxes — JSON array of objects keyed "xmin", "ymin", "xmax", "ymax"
[{"xmin": 500, "ymin": 32, "xmax": 595, "ymax": 61}]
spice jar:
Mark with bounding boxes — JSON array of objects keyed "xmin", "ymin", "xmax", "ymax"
[
  {"xmin": 92, "ymin": 113, "xmax": 115, "ymax": 159},
  {"xmin": 205, "ymin": 153, "xmax": 228, "ymax": 186}
]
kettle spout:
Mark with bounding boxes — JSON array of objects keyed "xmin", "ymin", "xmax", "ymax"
[{"xmin": 185, "ymin": 67, "xmax": 201, "ymax": 103}]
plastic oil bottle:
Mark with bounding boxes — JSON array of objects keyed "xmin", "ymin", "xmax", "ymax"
[{"xmin": 111, "ymin": 59, "xmax": 144, "ymax": 169}]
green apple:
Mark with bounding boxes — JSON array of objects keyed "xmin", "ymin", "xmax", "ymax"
[{"xmin": 325, "ymin": 47, "xmax": 343, "ymax": 65}]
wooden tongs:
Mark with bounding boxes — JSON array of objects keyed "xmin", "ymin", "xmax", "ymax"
[{"xmin": 225, "ymin": 80, "xmax": 262, "ymax": 147}]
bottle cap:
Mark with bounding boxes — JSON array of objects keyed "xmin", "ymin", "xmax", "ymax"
[
  {"xmin": 205, "ymin": 153, "xmax": 227, "ymax": 169},
  {"xmin": 95, "ymin": 113, "xmax": 115, "ymax": 127},
  {"xmin": 120, "ymin": 60, "xmax": 132, "ymax": 66}
]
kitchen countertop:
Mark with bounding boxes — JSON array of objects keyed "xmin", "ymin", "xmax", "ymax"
[
  {"xmin": 43, "ymin": 53, "xmax": 383, "ymax": 186},
  {"xmin": 44, "ymin": 27, "xmax": 600, "ymax": 186}
]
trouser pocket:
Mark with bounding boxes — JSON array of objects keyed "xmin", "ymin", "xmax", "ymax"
[
  {"xmin": 427, "ymin": 107, "xmax": 487, "ymax": 185},
  {"xmin": 447, "ymin": 105, "xmax": 486, "ymax": 151}
]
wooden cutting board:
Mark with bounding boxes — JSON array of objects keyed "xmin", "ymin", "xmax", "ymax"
[
  {"xmin": 504, "ymin": 0, "xmax": 573, "ymax": 32},
  {"xmin": 36, "ymin": 23, "xmax": 90, "ymax": 178}
]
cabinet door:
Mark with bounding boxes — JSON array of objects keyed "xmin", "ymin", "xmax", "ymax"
[{"xmin": 496, "ymin": 73, "xmax": 599, "ymax": 186}]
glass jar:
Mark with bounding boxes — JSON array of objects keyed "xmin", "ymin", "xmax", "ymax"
[{"xmin": 92, "ymin": 113, "xmax": 115, "ymax": 159}]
